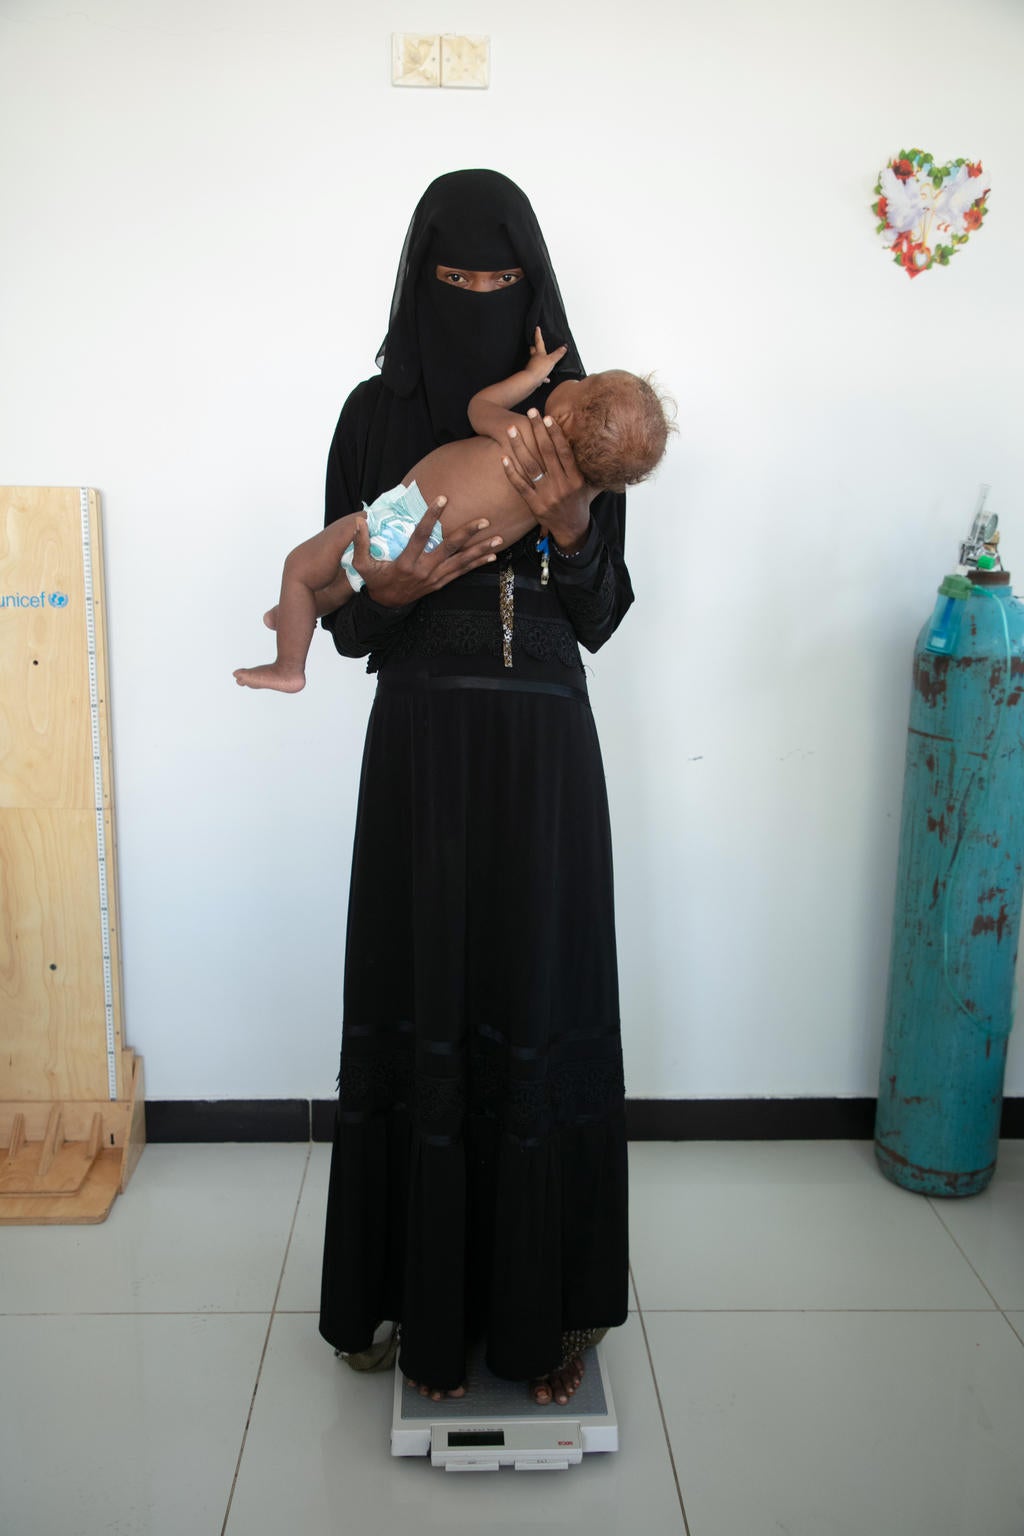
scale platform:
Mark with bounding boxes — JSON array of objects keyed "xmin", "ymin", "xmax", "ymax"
[{"xmin": 391, "ymin": 1339, "xmax": 618, "ymax": 1471}]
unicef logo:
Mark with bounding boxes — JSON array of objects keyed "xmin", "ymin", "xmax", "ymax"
[{"xmin": 0, "ymin": 589, "xmax": 71, "ymax": 611}]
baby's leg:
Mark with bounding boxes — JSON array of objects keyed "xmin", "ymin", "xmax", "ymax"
[
  {"xmin": 264, "ymin": 570, "xmax": 354, "ymax": 630},
  {"xmin": 235, "ymin": 516, "xmax": 358, "ymax": 692}
]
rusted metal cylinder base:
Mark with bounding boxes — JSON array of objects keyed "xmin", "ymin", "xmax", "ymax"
[{"xmin": 874, "ymin": 1141, "xmax": 995, "ymax": 1198}]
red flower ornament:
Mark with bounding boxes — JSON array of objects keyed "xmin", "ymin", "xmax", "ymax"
[{"xmin": 892, "ymin": 233, "xmax": 930, "ymax": 278}]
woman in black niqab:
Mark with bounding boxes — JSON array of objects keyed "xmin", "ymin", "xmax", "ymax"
[{"xmin": 319, "ymin": 169, "xmax": 633, "ymax": 1402}]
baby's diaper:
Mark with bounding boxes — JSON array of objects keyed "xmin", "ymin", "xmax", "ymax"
[{"xmin": 340, "ymin": 479, "xmax": 443, "ymax": 592}]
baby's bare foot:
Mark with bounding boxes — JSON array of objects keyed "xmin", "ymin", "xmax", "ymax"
[
  {"xmin": 233, "ymin": 663, "xmax": 305, "ymax": 692},
  {"xmin": 530, "ymin": 1353, "xmax": 584, "ymax": 1407},
  {"xmin": 263, "ymin": 606, "xmax": 278, "ymax": 630},
  {"xmin": 405, "ymin": 1377, "xmax": 468, "ymax": 1404}
]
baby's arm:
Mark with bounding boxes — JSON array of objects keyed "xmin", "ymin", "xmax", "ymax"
[{"xmin": 467, "ymin": 327, "xmax": 568, "ymax": 446}]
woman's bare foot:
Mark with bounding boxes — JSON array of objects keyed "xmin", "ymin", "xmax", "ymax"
[
  {"xmin": 530, "ymin": 1353, "xmax": 584, "ymax": 1407},
  {"xmin": 263, "ymin": 607, "xmax": 278, "ymax": 630},
  {"xmin": 233, "ymin": 663, "xmax": 305, "ymax": 692},
  {"xmin": 405, "ymin": 1377, "xmax": 468, "ymax": 1403}
]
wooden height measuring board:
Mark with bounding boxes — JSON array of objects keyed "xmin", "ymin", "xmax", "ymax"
[{"xmin": 0, "ymin": 487, "xmax": 144, "ymax": 1223}]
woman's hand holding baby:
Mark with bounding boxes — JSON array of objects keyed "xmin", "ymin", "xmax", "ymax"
[
  {"xmin": 501, "ymin": 411, "xmax": 594, "ymax": 555},
  {"xmin": 348, "ymin": 499, "xmax": 502, "ymax": 607}
]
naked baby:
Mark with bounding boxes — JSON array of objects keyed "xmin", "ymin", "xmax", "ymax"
[{"xmin": 233, "ymin": 331, "xmax": 671, "ymax": 692}]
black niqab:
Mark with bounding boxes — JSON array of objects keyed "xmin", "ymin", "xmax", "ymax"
[{"xmin": 378, "ymin": 169, "xmax": 585, "ymax": 444}]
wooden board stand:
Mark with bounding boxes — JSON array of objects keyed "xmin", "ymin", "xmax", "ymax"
[{"xmin": 0, "ymin": 487, "xmax": 144, "ymax": 1224}]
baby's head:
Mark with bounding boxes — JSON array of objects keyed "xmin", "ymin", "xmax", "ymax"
[{"xmin": 544, "ymin": 370, "xmax": 673, "ymax": 492}]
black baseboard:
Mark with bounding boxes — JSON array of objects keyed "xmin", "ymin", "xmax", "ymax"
[
  {"xmin": 142, "ymin": 1097, "xmax": 1024, "ymax": 1144},
  {"xmin": 146, "ymin": 1098, "xmax": 312, "ymax": 1143}
]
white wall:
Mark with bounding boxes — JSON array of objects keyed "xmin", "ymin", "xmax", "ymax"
[{"xmin": 2, "ymin": 0, "xmax": 1023, "ymax": 1101}]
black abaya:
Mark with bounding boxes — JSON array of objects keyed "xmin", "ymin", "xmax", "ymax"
[{"xmin": 318, "ymin": 172, "xmax": 633, "ymax": 1389}]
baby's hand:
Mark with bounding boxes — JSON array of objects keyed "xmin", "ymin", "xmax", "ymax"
[{"xmin": 525, "ymin": 326, "xmax": 568, "ymax": 384}]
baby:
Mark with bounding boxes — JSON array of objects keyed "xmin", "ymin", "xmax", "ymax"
[{"xmin": 234, "ymin": 331, "xmax": 671, "ymax": 692}]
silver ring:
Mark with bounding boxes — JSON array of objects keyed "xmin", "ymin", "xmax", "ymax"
[{"xmin": 531, "ymin": 472, "xmax": 545, "ymax": 483}]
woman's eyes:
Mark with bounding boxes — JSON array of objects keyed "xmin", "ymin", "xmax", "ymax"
[{"xmin": 439, "ymin": 270, "xmax": 522, "ymax": 286}]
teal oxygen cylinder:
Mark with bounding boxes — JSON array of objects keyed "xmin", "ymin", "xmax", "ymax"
[{"xmin": 875, "ymin": 489, "xmax": 1024, "ymax": 1196}]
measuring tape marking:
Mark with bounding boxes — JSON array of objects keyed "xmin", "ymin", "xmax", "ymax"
[{"xmin": 80, "ymin": 487, "xmax": 118, "ymax": 1100}]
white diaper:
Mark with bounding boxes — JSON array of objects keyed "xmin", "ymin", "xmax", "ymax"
[{"xmin": 340, "ymin": 479, "xmax": 443, "ymax": 592}]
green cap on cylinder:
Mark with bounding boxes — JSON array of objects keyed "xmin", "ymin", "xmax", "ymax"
[{"xmin": 938, "ymin": 574, "xmax": 973, "ymax": 599}]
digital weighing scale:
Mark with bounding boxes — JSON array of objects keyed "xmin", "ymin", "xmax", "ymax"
[{"xmin": 391, "ymin": 1339, "xmax": 618, "ymax": 1471}]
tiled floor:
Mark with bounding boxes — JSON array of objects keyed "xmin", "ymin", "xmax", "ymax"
[{"xmin": 2, "ymin": 1139, "xmax": 1023, "ymax": 1536}]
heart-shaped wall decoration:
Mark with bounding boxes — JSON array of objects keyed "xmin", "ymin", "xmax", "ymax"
[{"xmin": 872, "ymin": 150, "xmax": 991, "ymax": 278}]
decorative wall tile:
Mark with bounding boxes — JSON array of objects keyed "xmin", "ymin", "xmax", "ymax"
[
  {"xmin": 391, "ymin": 33, "xmax": 440, "ymax": 88},
  {"xmin": 440, "ymin": 34, "xmax": 490, "ymax": 89}
]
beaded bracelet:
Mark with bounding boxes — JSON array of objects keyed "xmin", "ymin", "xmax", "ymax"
[{"xmin": 551, "ymin": 536, "xmax": 588, "ymax": 560}]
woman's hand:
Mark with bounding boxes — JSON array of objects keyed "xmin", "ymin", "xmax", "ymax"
[
  {"xmin": 348, "ymin": 498, "xmax": 502, "ymax": 607},
  {"xmin": 501, "ymin": 410, "xmax": 595, "ymax": 554}
]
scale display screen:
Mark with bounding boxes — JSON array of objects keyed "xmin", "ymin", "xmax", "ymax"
[{"xmin": 447, "ymin": 1430, "xmax": 505, "ymax": 1447}]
